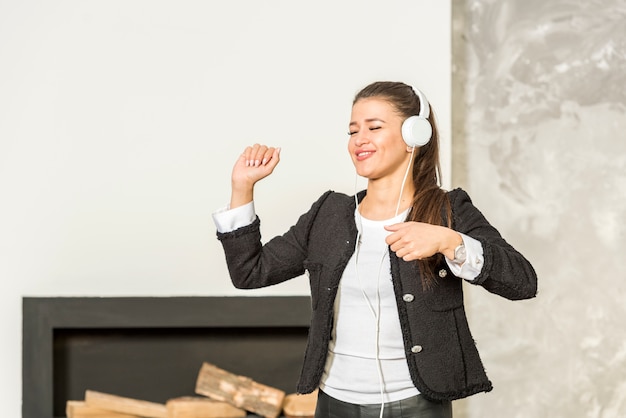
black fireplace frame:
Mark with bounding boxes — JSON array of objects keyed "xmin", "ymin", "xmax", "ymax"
[{"xmin": 22, "ymin": 296, "xmax": 312, "ymax": 418}]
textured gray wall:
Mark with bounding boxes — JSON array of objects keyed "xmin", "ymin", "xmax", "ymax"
[{"xmin": 452, "ymin": 1, "xmax": 626, "ymax": 417}]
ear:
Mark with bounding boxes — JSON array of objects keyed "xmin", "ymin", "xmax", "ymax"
[{"xmin": 406, "ymin": 145, "xmax": 415, "ymax": 153}]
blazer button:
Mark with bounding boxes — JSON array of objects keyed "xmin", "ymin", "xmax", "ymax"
[
  {"xmin": 411, "ymin": 345, "xmax": 423, "ymax": 353},
  {"xmin": 402, "ymin": 294, "xmax": 414, "ymax": 302},
  {"xmin": 438, "ymin": 269, "xmax": 448, "ymax": 278}
]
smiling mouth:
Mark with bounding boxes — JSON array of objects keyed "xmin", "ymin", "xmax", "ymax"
[{"xmin": 356, "ymin": 150, "xmax": 374, "ymax": 160}]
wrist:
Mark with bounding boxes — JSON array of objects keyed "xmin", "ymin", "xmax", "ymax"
[
  {"xmin": 230, "ymin": 184, "xmax": 254, "ymax": 209},
  {"xmin": 441, "ymin": 229, "xmax": 463, "ymax": 260}
]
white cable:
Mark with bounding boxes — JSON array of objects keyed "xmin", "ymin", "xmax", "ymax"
[{"xmin": 395, "ymin": 146, "xmax": 416, "ymax": 217}]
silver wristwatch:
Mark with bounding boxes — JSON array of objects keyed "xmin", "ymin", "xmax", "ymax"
[{"xmin": 453, "ymin": 242, "xmax": 467, "ymax": 264}]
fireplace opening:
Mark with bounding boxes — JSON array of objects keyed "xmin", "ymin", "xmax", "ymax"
[
  {"xmin": 24, "ymin": 296, "xmax": 312, "ymax": 418},
  {"xmin": 53, "ymin": 326, "xmax": 308, "ymax": 416}
]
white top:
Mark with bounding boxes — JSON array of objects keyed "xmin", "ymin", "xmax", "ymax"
[{"xmin": 319, "ymin": 208, "xmax": 418, "ymax": 404}]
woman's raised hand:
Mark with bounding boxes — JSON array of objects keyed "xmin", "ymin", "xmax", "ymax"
[{"xmin": 230, "ymin": 144, "xmax": 281, "ymax": 208}]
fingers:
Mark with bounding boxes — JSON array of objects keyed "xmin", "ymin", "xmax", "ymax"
[
  {"xmin": 393, "ymin": 241, "xmax": 425, "ymax": 262},
  {"xmin": 265, "ymin": 147, "xmax": 281, "ymax": 170},
  {"xmin": 384, "ymin": 223, "xmax": 410, "ymax": 248},
  {"xmin": 386, "ymin": 233, "xmax": 418, "ymax": 261},
  {"xmin": 383, "ymin": 223, "xmax": 402, "ymax": 232},
  {"xmin": 231, "ymin": 144, "xmax": 281, "ymax": 191},
  {"xmin": 244, "ymin": 144, "xmax": 280, "ymax": 167},
  {"xmin": 385, "ymin": 222, "xmax": 436, "ymax": 261}
]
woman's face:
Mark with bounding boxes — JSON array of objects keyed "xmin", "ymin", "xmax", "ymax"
[{"xmin": 348, "ymin": 98, "xmax": 410, "ymax": 181}]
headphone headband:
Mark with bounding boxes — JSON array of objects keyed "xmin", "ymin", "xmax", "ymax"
[
  {"xmin": 401, "ymin": 85, "xmax": 433, "ymax": 148},
  {"xmin": 413, "ymin": 86, "xmax": 430, "ymax": 119}
]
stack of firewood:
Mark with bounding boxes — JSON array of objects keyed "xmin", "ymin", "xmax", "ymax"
[{"xmin": 66, "ymin": 362, "xmax": 317, "ymax": 418}]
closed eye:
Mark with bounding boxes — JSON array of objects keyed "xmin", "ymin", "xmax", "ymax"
[{"xmin": 349, "ymin": 126, "xmax": 381, "ymax": 135}]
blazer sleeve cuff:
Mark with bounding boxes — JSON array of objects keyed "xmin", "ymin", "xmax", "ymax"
[{"xmin": 212, "ymin": 201, "xmax": 256, "ymax": 233}]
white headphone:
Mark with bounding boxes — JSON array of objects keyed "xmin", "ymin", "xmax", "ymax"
[{"xmin": 401, "ymin": 87, "xmax": 432, "ymax": 148}]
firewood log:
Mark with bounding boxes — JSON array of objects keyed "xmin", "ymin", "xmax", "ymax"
[
  {"xmin": 195, "ymin": 362, "xmax": 285, "ymax": 418},
  {"xmin": 166, "ymin": 396, "xmax": 246, "ymax": 418},
  {"xmin": 84, "ymin": 390, "xmax": 167, "ymax": 418}
]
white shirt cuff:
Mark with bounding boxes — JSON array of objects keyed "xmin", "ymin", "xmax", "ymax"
[
  {"xmin": 445, "ymin": 233, "xmax": 484, "ymax": 281},
  {"xmin": 212, "ymin": 201, "xmax": 256, "ymax": 233}
]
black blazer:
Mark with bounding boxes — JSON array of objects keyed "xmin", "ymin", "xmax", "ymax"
[{"xmin": 217, "ymin": 188, "xmax": 537, "ymax": 401}]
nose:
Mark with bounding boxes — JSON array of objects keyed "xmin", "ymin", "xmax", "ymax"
[{"xmin": 352, "ymin": 130, "xmax": 369, "ymax": 147}]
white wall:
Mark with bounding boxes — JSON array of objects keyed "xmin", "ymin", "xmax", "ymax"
[{"xmin": 0, "ymin": 1, "xmax": 451, "ymax": 415}]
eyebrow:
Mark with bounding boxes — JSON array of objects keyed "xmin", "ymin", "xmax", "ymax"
[{"xmin": 349, "ymin": 118, "xmax": 387, "ymax": 126}]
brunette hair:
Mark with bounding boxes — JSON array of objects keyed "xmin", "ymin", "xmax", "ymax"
[{"xmin": 353, "ymin": 81, "xmax": 452, "ymax": 289}]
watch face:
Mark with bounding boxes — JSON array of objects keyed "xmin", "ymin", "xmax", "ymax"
[{"xmin": 455, "ymin": 244, "xmax": 467, "ymax": 262}]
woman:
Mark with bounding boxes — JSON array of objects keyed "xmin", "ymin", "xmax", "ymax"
[{"xmin": 213, "ymin": 81, "xmax": 537, "ymax": 418}]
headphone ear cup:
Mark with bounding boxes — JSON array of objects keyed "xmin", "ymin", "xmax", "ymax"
[{"xmin": 402, "ymin": 116, "xmax": 432, "ymax": 147}]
